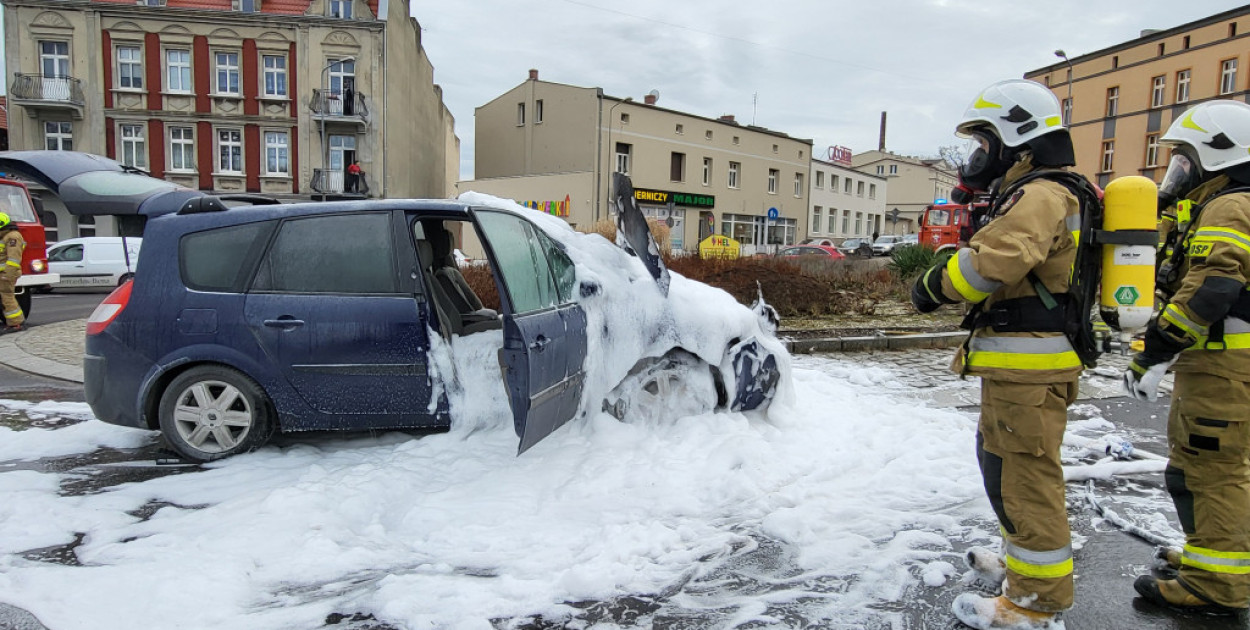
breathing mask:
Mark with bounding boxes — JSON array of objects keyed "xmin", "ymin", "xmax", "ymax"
[
  {"xmin": 958, "ymin": 128, "xmax": 1016, "ymax": 194},
  {"xmin": 1157, "ymin": 147, "xmax": 1204, "ymax": 212}
]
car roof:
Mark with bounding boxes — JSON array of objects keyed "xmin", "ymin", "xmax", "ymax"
[{"xmin": 149, "ymin": 198, "xmax": 474, "ymax": 232}]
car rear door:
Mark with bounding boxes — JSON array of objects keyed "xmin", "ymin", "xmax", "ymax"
[{"xmin": 471, "ymin": 209, "xmax": 587, "ymax": 454}]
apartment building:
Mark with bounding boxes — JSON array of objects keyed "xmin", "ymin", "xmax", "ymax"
[
  {"xmin": 808, "ymin": 151, "xmax": 886, "ymax": 242},
  {"xmin": 2, "ymin": 0, "xmax": 458, "ymax": 237},
  {"xmin": 466, "ymin": 70, "xmax": 814, "ymax": 255},
  {"xmin": 850, "ymin": 149, "xmax": 957, "ymax": 235},
  {"xmin": 1026, "ymin": 6, "xmax": 1250, "ymax": 187}
]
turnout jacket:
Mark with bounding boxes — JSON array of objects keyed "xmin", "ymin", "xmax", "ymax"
[
  {"xmin": 1, "ymin": 228, "xmax": 24, "ymax": 278},
  {"xmin": 935, "ymin": 163, "xmax": 1084, "ymax": 383}
]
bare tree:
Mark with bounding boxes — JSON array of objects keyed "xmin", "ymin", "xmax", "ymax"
[{"xmin": 937, "ymin": 144, "xmax": 969, "ymax": 170}]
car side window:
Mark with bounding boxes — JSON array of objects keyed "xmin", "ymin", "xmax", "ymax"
[
  {"xmin": 50, "ymin": 244, "xmax": 83, "ymax": 262},
  {"xmin": 252, "ymin": 212, "xmax": 397, "ymax": 294},
  {"xmin": 475, "ymin": 211, "xmax": 559, "ymax": 313},
  {"xmin": 533, "ymin": 229, "xmax": 575, "ymax": 304},
  {"xmin": 181, "ymin": 222, "xmax": 273, "ymax": 292}
]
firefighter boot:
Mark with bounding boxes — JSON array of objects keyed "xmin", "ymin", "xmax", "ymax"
[
  {"xmin": 952, "ymin": 593, "xmax": 1062, "ymax": 630},
  {"xmin": 966, "ymin": 546, "xmax": 1006, "ymax": 593},
  {"xmin": 1133, "ymin": 575, "xmax": 1247, "ymax": 618},
  {"xmin": 1152, "ymin": 547, "xmax": 1181, "ymax": 578}
]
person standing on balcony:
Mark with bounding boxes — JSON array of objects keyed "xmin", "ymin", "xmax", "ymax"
[{"xmin": 347, "ymin": 160, "xmax": 362, "ymax": 193}]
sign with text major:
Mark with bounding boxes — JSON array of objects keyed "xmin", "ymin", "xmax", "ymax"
[{"xmin": 634, "ymin": 187, "xmax": 715, "ymax": 209}]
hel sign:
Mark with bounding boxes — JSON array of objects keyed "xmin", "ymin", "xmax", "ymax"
[
  {"xmin": 827, "ymin": 145, "xmax": 853, "ymax": 166},
  {"xmin": 699, "ymin": 235, "xmax": 741, "ymax": 259}
]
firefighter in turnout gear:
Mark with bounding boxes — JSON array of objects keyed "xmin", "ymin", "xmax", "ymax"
[
  {"xmin": 0, "ymin": 213, "xmax": 25, "ymax": 333},
  {"xmin": 910, "ymin": 79, "xmax": 1088, "ymax": 629},
  {"xmin": 1124, "ymin": 100, "xmax": 1250, "ymax": 617}
]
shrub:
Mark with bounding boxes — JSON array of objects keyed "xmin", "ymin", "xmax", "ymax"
[{"xmin": 887, "ymin": 245, "xmax": 951, "ymax": 280}]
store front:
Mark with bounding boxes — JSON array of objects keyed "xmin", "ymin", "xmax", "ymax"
[{"xmin": 633, "ymin": 187, "xmax": 714, "ymax": 254}]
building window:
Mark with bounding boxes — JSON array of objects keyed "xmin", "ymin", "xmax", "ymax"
[
  {"xmin": 328, "ymin": 0, "xmax": 351, "ymax": 18},
  {"xmin": 1183, "ymin": 35, "xmax": 1191, "ymax": 49},
  {"xmin": 264, "ymin": 131, "xmax": 289, "ymax": 176},
  {"xmin": 169, "ymin": 126, "xmax": 194, "ymax": 172},
  {"xmin": 78, "ymin": 215, "xmax": 96, "ymax": 238},
  {"xmin": 1221, "ymin": 59, "xmax": 1239, "ymax": 95},
  {"xmin": 218, "ymin": 129, "xmax": 243, "ymax": 173},
  {"xmin": 120, "ymin": 124, "xmax": 146, "ymax": 169},
  {"xmin": 705, "ymin": 130, "xmax": 713, "ymax": 141},
  {"xmin": 327, "ymin": 58, "xmax": 354, "ymax": 95},
  {"xmin": 772, "ymin": 144, "xmax": 779, "ymax": 154},
  {"xmin": 815, "ymin": 171, "xmax": 824, "ymax": 188},
  {"xmin": 702, "ymin": 157, "xmax": 711, "ymax": 186},
  {"xmin": 767, "ymin": 169, "xmax": 778, "ymax": 194},
  {"xmin": 675, "ymin": 123, "xmax": 683, "ymax": 134},
  {"xmin": 614, "ymin": 142, "xmax": 630, "ymax": 175},
  {"xmin": 842, "ymin": 210, "xmax": 850, "ymax": 234},
  {"xmin": 869, "ymin": 183, "xmax": 877, "ymax": 199},
  {"xmin": 855, "ymin": 212, "xmax": 863, "ymax": 235},
  {"xmin": 166, "ymin": 49, "xmax": 192, "ymax": 93},
  {"xmin": 1062, "ymin": 98, "xmax": 1072, "ymax": 125},
  {"xmin": 732, "ymin": 136, "xmax": 740, "ymax": 145},
  {"xmin": 116, "ymin": 45, "xmax": 143, "ymax": 89},
  {"xmin": 215, "ymin": 51, "xmax": 240, "ymax": 95},
  {"xmin": 721, "ymin": 213, "xmax": 757, "ymax": 245},
  {"xmin": 516, "ymin": 103, "xmax": 525, "ymax": 125},
  {"xmin": 40, "ymin": 212, "xmax": 58, "ymax": 242},
  {"xmin": 1176, "ymin": 69, "xmax": 1191, "ymax": 103},
  {"xmin": 844, "ymin": 177, "xmax": 853, "ymax": 194},
  {"xmin": 1151, "ymin": 75, "xmax": 1166, "ymax": 108},
  {"xmin": 620, "ymin": 113, "xmax": 629, "ymax": 124},
  {"xmin": 234, "ymin": 0, "xmax": 259, "ymax": 11},
  {"xmin": 1232, "ymin": 22, "xmax": 1239, "ymax": 38},
  {"xmin": 1158, "ymin": 43, "xmax": 1165, "ymax": 57},
  {"xmin": 813, "ymin": 207, "xmax": 822, "ymax": 233},
  {"xmin": 670, "ymin": 152, "xmax": 685, "ymax": 182},
  {"xmin": 889, "ymin": 164, "xmax": 898, "ymax": 175},
  {"xmin": 39, "ymin": 41, "xmax": 70, "ymax": 79},
  {"xmin": 1106, "ymin": 86, "xmax": 1119, "ymax": 117},
  {"xmin": 876, "ymin": 165, "xmax": 884, "ymax": 175},
  {"xmin": 1145, "ymin": 134, "xmax": 1160, "ymax": 168},
  {"xmin": 262, "ymin": 55, "xmax": 287, "ymax": 97},
  {"xmin": 856, "ymin": 181, "xmax": 865, "ymax": 197},
  {"xmin": 728, "ymin": 162, "xmax": 740, "ymax": 189},
  {"xmin": 1101, "ymin": 141, "xmax": 1115, "ymax": 173},
  {"xmin": 44, "ymin": 122, "xmax": 72, "ymax": 151},
  {"xmin": 830, "ymin": 174, "xmax": 839, "ymax": 191},
  {"xmin": 794, "ymin": 173, "xmax": 804, "ymax": 197},
  {"xmin": 535, "ymin": 100, "xmax": 543, "ymax": 124},
  {"xmin": 1112, "ymin": 55, "xmax": 1119, "ymax": 69}
]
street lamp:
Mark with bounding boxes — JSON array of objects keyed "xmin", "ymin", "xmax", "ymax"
[
  {"xmin": 320, "ymin": 56, "xmax": 355, "ymax": 198},
  {"xmin": 605, "ymin": 96, "xmax": 633, "ymax": 217},
  {"xmin": 1054, "ymin": 49, "xmax": 1073, "ymax": 125}
]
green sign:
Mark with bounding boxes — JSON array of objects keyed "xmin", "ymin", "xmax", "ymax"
[
  {"xmin": 634, "ymin": 187, "xmax": 715, "ymax": 209},
  {"xmin": 1114, "ymin": 286, "xmax": 1140, "ymax": 305}
]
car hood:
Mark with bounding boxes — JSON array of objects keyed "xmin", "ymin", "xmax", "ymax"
[{"xmin": 0, "ymin": 150, "xmax": 197, "ymax": 218}]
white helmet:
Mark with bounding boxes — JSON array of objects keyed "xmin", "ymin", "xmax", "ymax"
[
  {"xmin": 1160, "ymin": 100, "xmax": 1250, "ymax": 172},
  {"xmin": 956, "ymin": 79, "xmax": 1065, "ymax": 148}
]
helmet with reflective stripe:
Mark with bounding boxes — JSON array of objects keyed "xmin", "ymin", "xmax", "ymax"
[
  {"xmin": 0, "ymin": 213, "xmax": 11, "ymax": 230},
  {"xmin": 1161, "ymin": 99, "xmax": 1250, "ymax": 172},
  {"xmin": 956, "ymin": 79, "xmax": 1065, "ymax": 148}
]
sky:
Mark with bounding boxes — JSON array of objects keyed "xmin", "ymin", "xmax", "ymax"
[{"xmin": 416, "ymin": 1, "xmax": 1241, "ymax": 181}]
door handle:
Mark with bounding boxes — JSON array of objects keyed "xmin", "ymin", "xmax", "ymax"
[
  {"xmin": 263, "ymin": 318, "xmax": 305, "ymax": 329},
  {"xmin": 530, "ymin": 336, "xmax": 549, "ymax": 352}
]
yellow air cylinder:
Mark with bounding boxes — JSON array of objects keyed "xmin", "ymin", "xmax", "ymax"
[{"xmin": 1099, "ymin": 175, "xmax": 1158, "ymax": 338}]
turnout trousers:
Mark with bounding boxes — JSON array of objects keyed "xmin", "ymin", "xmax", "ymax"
[
  {"xmin": 976, "ymin": 378, "xmax": 1079, "ymax": 612},
  {"xmin": 0, "ymin": 272, "xmax": 23, "ymax": 327},
  {"xmin": 1166, "ymin": 371, "xmax": 1250, "ymax": 609}
]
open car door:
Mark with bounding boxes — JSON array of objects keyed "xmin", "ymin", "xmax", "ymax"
[{"xmin": 471, "ymin": 209, "xmax": 587, "ymax": 454}]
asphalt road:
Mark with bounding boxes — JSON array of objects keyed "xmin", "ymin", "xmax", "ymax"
[{"xmin": 27, "ymin": 291, "xmax": 105, "ymax": 327}]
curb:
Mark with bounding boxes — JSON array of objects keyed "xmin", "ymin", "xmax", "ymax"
[
  {"xmin": 785, "ymin": 331, "xmax": 965, "ymax": 355},
  {"xmin": 0, "ymin": 325, "xmax": 85, "ymax": 384}
]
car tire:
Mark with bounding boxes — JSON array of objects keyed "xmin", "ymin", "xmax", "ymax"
[
  {"xmin": 158, "ymin": 365, "xmax": 275, "ymax": 462},
  {"xmin": 16, "ymin": 290, "xmax": 31, "ymax": 320}
]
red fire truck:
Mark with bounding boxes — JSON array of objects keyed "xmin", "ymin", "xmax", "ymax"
[
  {"xmin": 919, "ymin": 202, "xmax": 989, "ymax": 253},
  {"xmin": 0, "ymin": 177, "xmax": 57, "ymax": 318}
]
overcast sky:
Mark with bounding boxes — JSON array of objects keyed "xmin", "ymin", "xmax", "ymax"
[{"xmin": 417, "ymin": 1, "xmax": 1240, "ymax": 181}]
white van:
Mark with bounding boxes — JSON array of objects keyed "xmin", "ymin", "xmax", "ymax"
[{"xmin": 46, "ymin": 237, "xmax": 142, "ymax": 290}]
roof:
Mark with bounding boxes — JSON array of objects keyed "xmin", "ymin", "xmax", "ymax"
[{"xmin": 88, "ymin": 0, "xmax": 381, "ymax": 18}]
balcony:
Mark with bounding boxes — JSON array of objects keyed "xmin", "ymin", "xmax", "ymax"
[
  {"xmin": 309, "ymin": 89, "xmax": 369, "ymax": 125},
  {"xmin": 10, "ymin": 74, "xmax": 85, "ymax": 117},
  {"xmin": 311, "ymin": 168, "xmax": 369, "ymax": 200}
]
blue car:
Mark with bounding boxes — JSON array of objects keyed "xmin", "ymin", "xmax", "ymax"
[{"xmin": 0, "ymin": 153, "xmax": 785, "ymax": 461}]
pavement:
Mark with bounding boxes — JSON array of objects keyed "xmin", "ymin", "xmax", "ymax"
[{"xmin": 0, "ymin": 319, "xmax": 85, "ymax": 384}]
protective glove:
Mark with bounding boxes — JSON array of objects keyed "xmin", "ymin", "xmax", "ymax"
[
  {"xmin": 1123, "ymin": 354, "xmax": 1178, "ymax": 402},
  {"xmin": 910, "ymin": 267, "xmax": 947, "ymax": 314}
]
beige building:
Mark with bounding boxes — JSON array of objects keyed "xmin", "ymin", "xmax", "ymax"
[
  {"xmin": 808, "ymin": 155, "xmax": 887, "ymax": 242},
  {"xmin": 465, "ymin": 70, "xmax": 814, "ymax": 255},
  {"xmin": 850, "ymin": 150, "xmax": 957, "ymax": 235},
  {"xmin": 1025, "ymin": 6, "xmax": 1250, "ymax": 188},
  {"xmin": 2, "ymin": 0, "xmax": 458, "ymax": 239}
]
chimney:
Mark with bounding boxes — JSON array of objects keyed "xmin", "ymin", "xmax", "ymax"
[
  {"xmin": 644, "ymin": 93, "xmax": 657, "ymax": 105},
  {"xmin": 878, "ymin": 112, "xmax": 888, "ymax": 152},
  {"xmin": 718, "ymin": 114, "xmax": 736, "ymax": 123},
  {"xmin": 528, "ymin": 69, "xmax": 539, "ymax": 81}
]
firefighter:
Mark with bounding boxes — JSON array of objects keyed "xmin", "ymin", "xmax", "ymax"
[
  {"xmin": 1124, "ymin": 99, "xmax": 1250, "ymax": 617},
  {"xmin": 0, "ymin": 213, "xmax": 25, "ymax": 333},
  {"xmin": 910, "ymin": 79, "xmax": 1087, "ymax": 629}
]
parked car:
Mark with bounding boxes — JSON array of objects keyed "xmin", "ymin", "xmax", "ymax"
[
  {"xmin": 901, "ymin": 233, "xmax": 919, "ymax": 246},
  {"xmin": 46, "ymin": 237, "xmax": 141, "ymax": 290},
  {"xmin": 871, "ymin": 235, "xmax": 904, "ymax": 256},
  {"xmin": 799, "ymin": 237, "xmax": 837, "ymax": 247},
  {"xmin": 776, "ymin": 245, "xmax": 846, "ymax": 261},
  {"xmin": 837, "ymin": 237, "xmax": 873, "ymax": 258},
  {"xmin": 76, "ymin": 169, "xmax": 785, "ymax": 462}
]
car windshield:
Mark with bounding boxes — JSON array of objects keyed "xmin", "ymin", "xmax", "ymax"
[
  {"xmin": 0, "ymin": 183, "xmax": 38, "ymax": 223},
  {"xmin": 877, "ymin": 236, "xmax": 899, "ymax": 244},
  {"xmin": 926, "ymin": 208, "xmax": 952, "ymax": 227}
]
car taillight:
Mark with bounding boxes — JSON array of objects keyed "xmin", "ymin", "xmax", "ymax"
[
  {"xmin": 87, "ymin": 280, "xmax": 133, "ymax": 336},
  {"xmin": 30, "ymin": 259, "xmax": 46, "ymax": 273}
]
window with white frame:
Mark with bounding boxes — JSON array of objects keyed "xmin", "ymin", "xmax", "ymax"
[
  {"xmin": 39, "ymin": 41, "xmax": 69, "ymax": 79},
  {"xmin": 234, "ymin": 0, "xmax": 259, "ymax": 11},
  {"xmin": 815, "ymin": 171, "xmax": 824, "ymax": 188},
  {"xmin": 169, "ymin": 126, "xmax": 195, "ymax": 171},
  {"xmin": 855, "ymin": 212, "xmax": 863, "ymax": 235},
  {"xmin": 262, "ymin": 55, "xmax": 287, "ymax": 97},
  {"xmin": 1106, "ymin": 86, "xmax": 1119, "ymax": 117},
  {"xmin": 794, "ymin": 173, "xmax": 803, "ymax": 197},
  {"xmin": 721, "ymin": 213, "xmax": 756, "ymax": 245},
  {"xmin": 844, "ymin": 177, "xmax": 852, "ymax": 193},
  {"xmin": 77, "ymin": 215, "xmax": 96, "ymax": 237},
  {"xmin": 117, "ymin": 45, "xmax": 143, "ymax": 89},
  {"xmin": 535, "ymin": 99, "xmax": 544, "ymax": 124},
  {"xmin": 1176, "ymin": 69, "xmax": 1191, "ymax": 103},
  {"xmin": 1145, "ymin": 134, "xmax": 1160, "ymax": 168},
  {"xmin": 813, "ymin": 207, "xmax": 822, "ymax": 233},
  {"xmin": 328, "ymin": 0, "xmax": 351, "ymax": 18},
  {"xmin": 876, "ymin": 165, "xmax": 884, "ymax": 175},
  {"xmin": 728, "ymin": 162, "xmax": 740, "ymax": 188},
  {"xmin": 1151, "ymin": 75, "xmax": 1166, "ymax": 108},
  {"xmin": 702, "ymin": 157, "xmax": 712, "ymax": 186},
  {"xmin": 1101, "ymin": 141, "xmax": 1115, "ymax": 172},
  {"xmin": 869, "ymin": 183, "xmax": 877, "ymax": 199},
  {"xmin": 44, "ymin": 122, "xmax": 72, "ymax": 151},
  {"xmin": 614, "ymin": 142, "xmax": 630, "ymax": 175},
  {"xmin": 767, "ymin": 169, "xmax": 778, "ymax": 194},
  {"xmin": 1221, "ymin": 59, "xmax": 1239, "ymax": 95},
  {"xmin": 857, "ymin": 181, "xmax": 865, "ymax": 197},
  {"xmin": 889, "ymin": 164, "xmax": 898, "ymax": 175},
  {"xmin": 215, "ymin": 51, "xmax": 240, "ymax": 95},
  {"xmin": 120, "ymin": 124, "xmax": 147, "ymax": 169},
  {"xmin": 841, "ymin": 210, "xmax": 850, "ymax": 234},
  {"xmin": 264, "ymin": 131, "xmax": 289, "ymax": 175},
  {"xmin": 830, "ymin": 174, "xmax": 839, "ymax": 191},
  {"xmin": 517, "ymin": 102, "xmax": 525, "ymax": 126},
  {"xmin": 217, "ymin": 129, "xmax": 243, "ymax": 173},
  {"xmin": 166, "ymin": 49, "xmax": 192, "ymax": 92}
]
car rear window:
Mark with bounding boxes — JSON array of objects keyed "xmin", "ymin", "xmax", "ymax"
[{"xmin": 180, "ymin": 221, "xmax": 274, "ymax": 292}]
